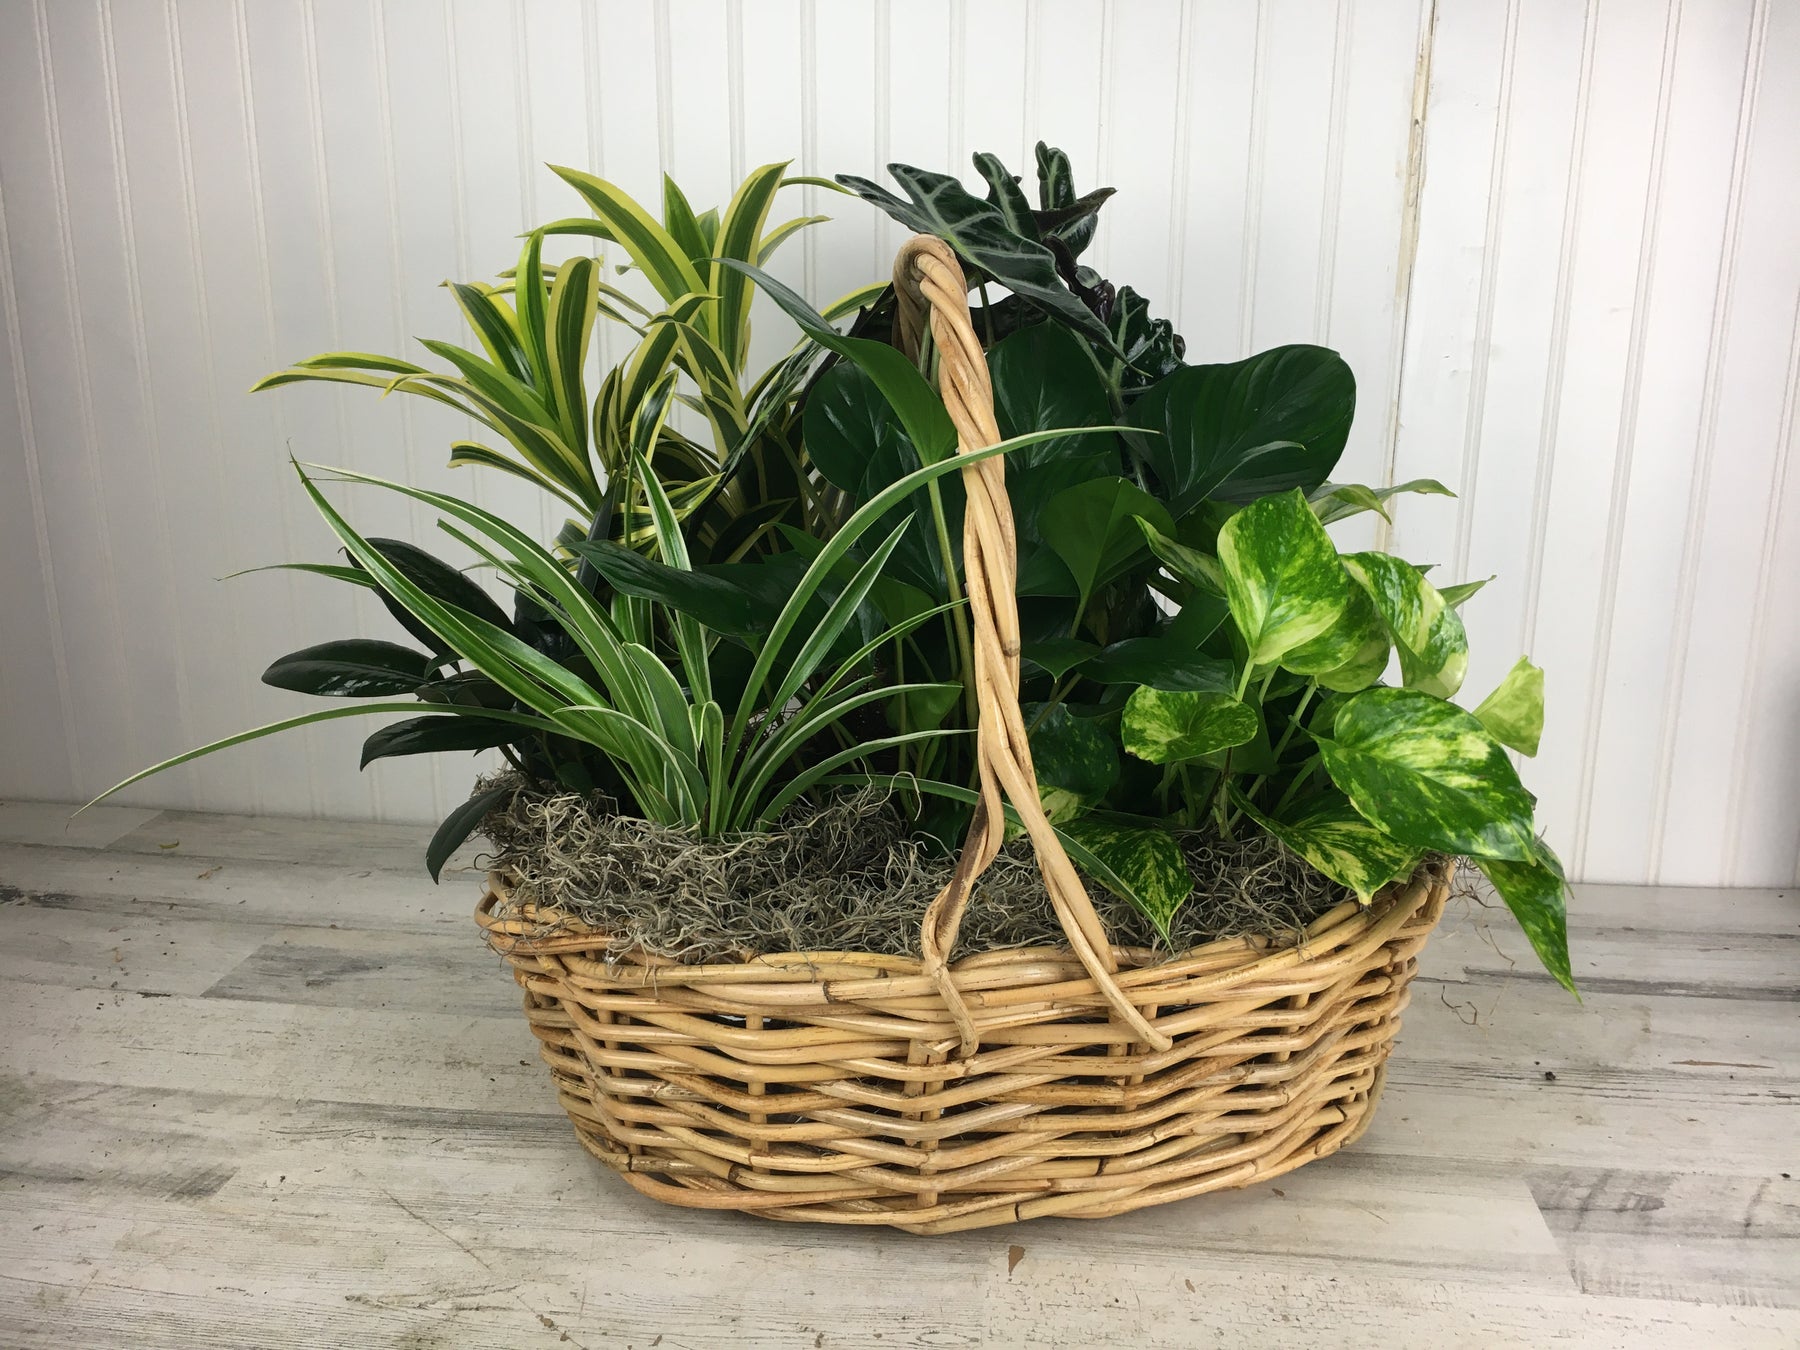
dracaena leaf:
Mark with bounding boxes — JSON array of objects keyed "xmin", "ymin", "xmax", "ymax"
[
  {"xmin": 1313, "ymin": 687, "xmax": 1538, "ymax": 861},
  {"xmin": 1217, "ymin": 489, "xmax": 1351, "ymax": 667},
  {"xmin": 1472, "ymin": 655, "xmax": 1545, "ymax": 757},
  {"xmin": 1121, "ymin": 687, "xmax": 1259, "ymax": 764},
  {"xmin": 1233, "ymin": 789, "xmax": 1421, "ymax": 906},
  {"xmin": 359, "ymin": 714, "xmax": 523, "ymax": 768},
  {"xmin": 428, "ymin": 782, "xmax": 517, "ymax": 882}
]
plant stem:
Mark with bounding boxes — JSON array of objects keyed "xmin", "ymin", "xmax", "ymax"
[
  {"xmin": 977, "ymin": 281, "xmax": 996, "ymax": 347},
  {"xmin": 1234, "ymin": 661, "xmax": 1256, "ymax": 702}
]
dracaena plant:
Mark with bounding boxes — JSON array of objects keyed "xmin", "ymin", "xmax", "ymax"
[
  {"xmin": 764, "ymin": 143, "xmax": 1574, "ymax": 992},
  {"xmin": 253, "ymin": 162, "xmax": 877, "ymax": 565}
]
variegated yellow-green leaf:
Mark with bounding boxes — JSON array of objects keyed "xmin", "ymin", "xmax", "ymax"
[
  {"xmin": 1479, "ymin": 845, "xmax": 1576, "ymax": 994},
  {"xmin": 1280, "ymin": 566, "xmax": 1386, "ymax": 680},
  {"xmin": 1059, "ymin": 816, "xmax": 1191, "ymax": 945},
  {"xmin": 1314, "ymin": 687, "xmax": 1537, "ymax": 861},
  {"xmin": 1232, "ymin": 789, "xmax": 1420, "ymax": 906},
  {"xmin": 1121, "ymin": 687, "xmax": 1258, "ymax": 764},
  {"xmin": 1309, "ymin": 477, "xmax": 1454, "ymax": 526},
  {"xmin": 1342, "ymin": 552, "xmax": 1468, "ymax": 698},
  {"xmin": 1217, "ymin": 488, "xmax": 1350, "ymax": 667},
  {"xmin": 1472, "ymin": 655, "xmax": 1545, "ymax": 756},
  {"xmin": 1136, "ymin": 517, "xmax": 1225, "ymax": 595}
]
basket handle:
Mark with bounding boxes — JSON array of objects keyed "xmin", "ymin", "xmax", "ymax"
[{"xmin": 892, "ymin": 236, "xmax": 1171, "ymax": 1055}]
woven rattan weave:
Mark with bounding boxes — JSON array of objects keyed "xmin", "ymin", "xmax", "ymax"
[{"xmin": 476, "ymin": 235, "xmax": 1452, "ymax": 1232}]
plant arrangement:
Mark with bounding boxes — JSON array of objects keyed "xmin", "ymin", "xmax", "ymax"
[{"xmin": 98, "ymin": 145, "xmax": 1572, "ymax": 994}]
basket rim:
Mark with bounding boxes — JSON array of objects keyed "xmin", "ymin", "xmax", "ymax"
[{"xmin": 474, "ymin": 855, "xmax": 1453, "ymax": 982}]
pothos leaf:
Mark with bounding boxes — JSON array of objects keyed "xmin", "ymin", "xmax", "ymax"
[
  {"xmin": 1313, "ymin": 687, "xmax": 1538, "ymax": 861},
  {"xmin": 1232, "ymin": 789, "xmax": 1421, "ymax": 906},
  {"xmin": 1342, "ymin": 552, "xmax": 1469, "ymax": 698},
  {"xmin": 1028, "ymin": 704, "xmax": 1119, "ymax": 823},
  {"xmin": 1472, "ymin": 656, "xmax": 1545, "ymax": 757},
  {"xmin": 1040, "ymin": 477, "xmax": 1175, "ymax": 614},
  {"xmin": 1479, "ymin": 845, "xmax": 1577, "ymax": 994},
  {"xmin": 1121, "ymin": 687, "xmax": 1259, "ymax": 764},
  {"xmin": 1217, "ymin": 488, "xmax": 1350, "ymax": 667},
  {"xmin": 1058, "ymin": 816, "xmax": 1191, "ymax": 946},
  {"xmin": 1281, "ymin": 571, "xmax": 1387, "ymax": 685}
]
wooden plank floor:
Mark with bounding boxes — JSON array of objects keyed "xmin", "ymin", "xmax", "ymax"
[{"xmin": 0, "ymin": 799, "xmax": 1794, "ymax": 1349}]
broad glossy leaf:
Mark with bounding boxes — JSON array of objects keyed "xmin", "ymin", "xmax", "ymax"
[
  {"xmin": 1342, "ymin": 553, "xmax": 1468, "ymax": 698},
  {"xmin": 1479, "ymin": 848, "xmax": 1576, "ymax": 993},
  {"xmin": 1040, "ymin": 477, "xmax": 1175, "ymax": 612},
  {"xmin": 1081, "ymin": 638, "xmax": 1235, "ymax": 692},
  {"xmin": 262, "ymin": 639, "xmax": 433, "ymax": 698},
  {"xmin": 1314, "ymin": 687, "xmax": 1537, "ymax": 860},
  {"xmin": 361, "ymin": 536, "xmax": 514, "ymax": 655},
  {"xmin": 569, "ymin": 540, "xmax": 776, "ymax": 638},
  {"xmin": 1310, "ymin": 477, "xmax": 1454, "ymax": 526},
  {"xmin": 1022, "ymin": 637, "xmax": 1100, "ymax": 679},
  {"xmin": 1031, "ymin": 142, "xmax": 1111, "ymax": 258},
  {"xmin": 1217, "ymin": 489, "xmax": 1350, "ymax": 667},
  {"xmin": 1233, "ymin": 789, "xmax": 1420, "ymax": 906},
  {"xmin": 428, "ymin": 782, "xmax": 516, "ymax": 882},
  {"xmin": 1122, "ymin": 687, "xmax": 1259, "ymax": 764},
  {"xmin": 972, "ymin": 150, "xmax": 1038, "ymax": 238},
  {"xmin": 1108, "ymin": 284, "xmax": 1184, "ymax": 387},
  {"xmin": 360, "ymin": 714, "xmax": 522, "ymax": 768},
  {"xmin": 1472, "ymin": 656, "xmax": 1545, "ymax": 757},
  {"xmin": 1127, "ymin": 345, "xmax": 1355, "ymax": 514},
  {"xmin": 987, "ymin": 323, "xmax": 1115, "ymax": 475},
  {"xmin": 834, "ymin": 162, "xmax": 1118, "ymax": 351},
  {"xmin": 1028, "ymin": 705, "xmax": 1119, "ymax": 822},
  {"xmin": 1060, "ymin": 815, "xmax": 1191, "ymax": 945},
  {"xmin": 1281, "ymin": 569, "xmax": 1386, "ymax": 681},
  {"xmin": 1137, "ymin": 518, "xmax": 1225, "ymax": 596}
]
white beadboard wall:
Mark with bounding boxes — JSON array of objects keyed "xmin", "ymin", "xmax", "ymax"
[{"xmin": 1, "ymin": 0, "xmax": 1795, "ymax": 886}]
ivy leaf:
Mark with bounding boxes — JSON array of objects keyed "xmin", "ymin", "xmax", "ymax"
[
  {"xmin": 1313, "ymin": 688, "xmax": 1538, "ymax": 861},
  {"xmin": 1342, "ymin": 552, "xmax": 1469, "ymax": 699},
  {"xmin": 262, "ymin": 639, "xmax": 434, "ymax": 698},
  {"xmin": 1479, "ymin": 845, "xmax": 1577, "ymax": 994},
  {"xmin": 1040, "ymin": 477, "xmax": 1175, "ymax": 614},
  {"xmin": 1232, "ymin": 789, "xmax": 1421, "ymax": 906},
  {"xmin": 1126, "ymin": 345, "xmax": 1355, "ymax": 516},
  {"xmin": 1121, "ymin": 687, "xmax": 1259, "ymax": 764},
  {"xmin": 1059, "ymin": 815, "xmax": 1191, "ymax": 946},
  {"xmin": 1217, "ymin": 489, "xmax": 1350, "ymax": 666},
  {"xmin": 1472, "ymin": 656, "xmax": 1545, "ymax": 757},
  {"xmin": 834, "ymin": 162, "xmax": 1119, "ymax": 351},
  {"xmin": 1028, "ymin": 705, "xmax": 1119, "ymax": 822}
]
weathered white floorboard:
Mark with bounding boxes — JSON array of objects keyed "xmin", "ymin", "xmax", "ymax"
[{"xmin": 0, "ymin": 802, "xmax": 1795, "ymax": 1347}]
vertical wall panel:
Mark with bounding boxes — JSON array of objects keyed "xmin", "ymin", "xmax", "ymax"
[{"xmin": 1, "ymin": 0, "xmax": 1793, "ymax": 884}]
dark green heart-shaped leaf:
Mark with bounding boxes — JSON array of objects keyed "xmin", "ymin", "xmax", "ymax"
[
  {"xmin": 262, "ymin": 639, "xmax": 434, "ymax": 698},
  {"xmin": 1127, "ymin": 345, "xmax": 1354, "ymax": 515},
  {"xmin": 1122, "ymin": 687, "xmax": 1259, "ymax": 764},
  {"xmin": 1059, "ymin": 815, "xmax": 1191, "ymax": 945},
  {"xmin": 1041, "ymin": 477, "xmax": 1175, "ymax": 613},
  {"xmin": 1314, "ymin": 687, "xmax": 1537, "ymax": 861},
  {"xmin": 988, "ymin": 323, "xmax": 1114, "ymax": 473},
  {"xmin": 1218, "ymin": 489, "xmax": 1350, "ymax": 667},
  {"xmin": 835, "ymin": 163, "xmax": 1118, "ymax": 351},
  {"xmin": 1233, "ymin": 789, "xmax": 1421, "ymax": 906},
  {"xmin": 1022, "ymin": 638, "xmax": 1101, "ymax": 679},
  {"xmin": 1281, "ymin": 569, "xmax": 1387, "ymax": 682},
  {"xmin": 1473, "ymin": 655, "xmax": 1545, "ymax": 757},
  {"xmin": 1479, "ymin": 846, "xmax": 1576, "ymax": 994},
  {"xmin": 1342, "ymin": 553, "xmax": 1468, "ymax": 698},
  {"xmin": 1082, "ymin": 638, "xmax": 1236, "ymax": 692},
  {"xmin": 1028, "ymin": 705, "xmax": 1119, "ymax": 822},
  {"xmin": 360, "ymin": 714, "xmax": 523, "ymax": 769}
]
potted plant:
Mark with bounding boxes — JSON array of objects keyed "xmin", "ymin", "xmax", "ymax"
[{"xmin": 96, "ymin": 145, "xmax": 1572, "ymax": 1233}]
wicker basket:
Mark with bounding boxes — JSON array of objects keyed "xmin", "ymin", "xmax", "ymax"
[{"xmin": 476, "ymin": 235, "xmax": 1453, "ymax": 1234}]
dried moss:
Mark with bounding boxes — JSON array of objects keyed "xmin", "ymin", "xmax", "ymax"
[{"xmin": 476, "ymin": 775, "xmax": 1359, "ymax": 963}]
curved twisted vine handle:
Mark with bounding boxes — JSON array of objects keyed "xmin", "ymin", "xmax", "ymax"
[{"xmin": 892, "ymin": 236, "xmax": 1172, "ymax": 1055}]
